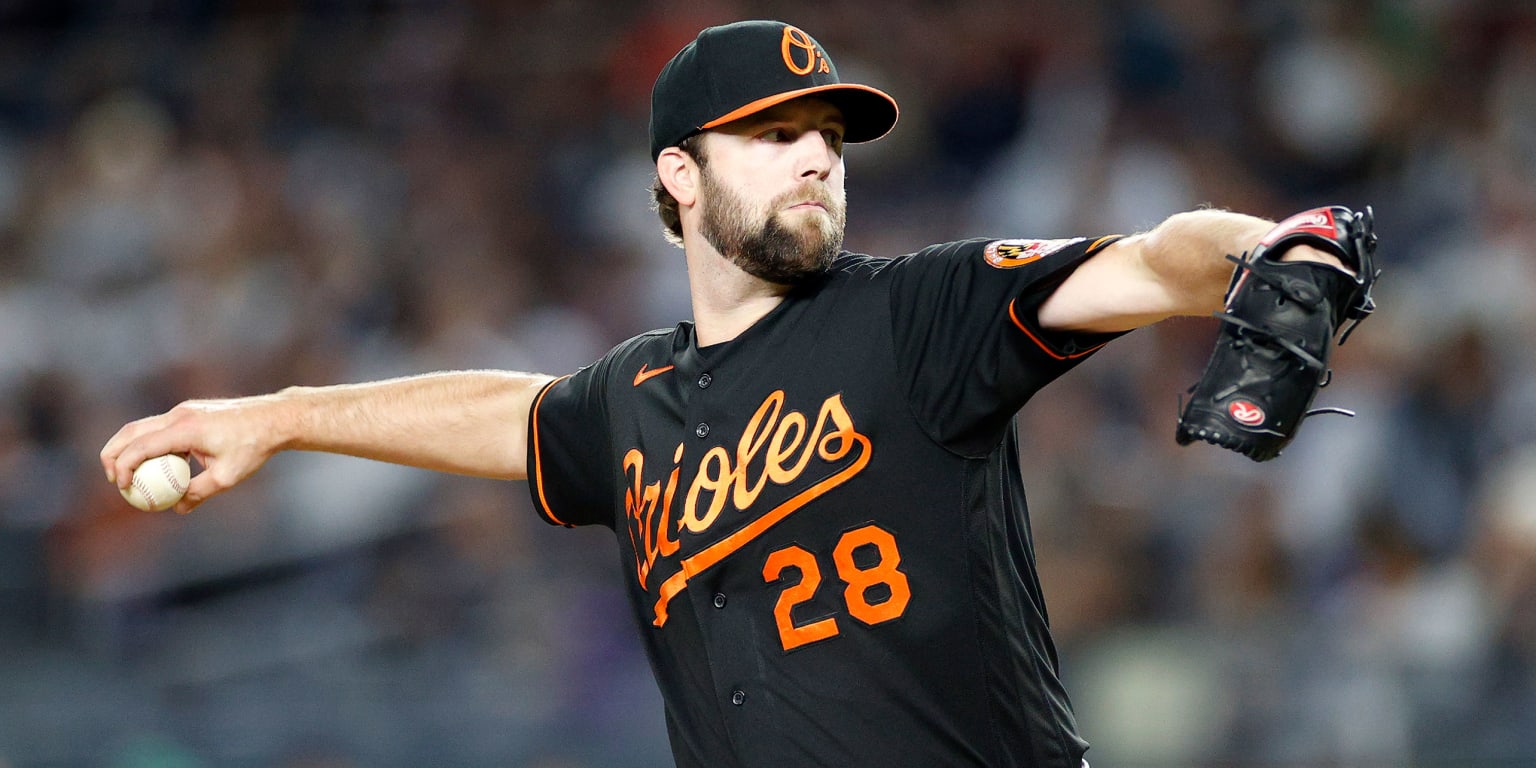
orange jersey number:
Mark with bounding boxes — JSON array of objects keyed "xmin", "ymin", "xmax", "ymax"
[{"xmin": 761, "ymin": 524, "xmax": 912, "ymax": 651}]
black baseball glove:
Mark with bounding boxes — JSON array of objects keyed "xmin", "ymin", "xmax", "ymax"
[{"xmin": 1175, "ymin": 205, "xmax": 1379, "ymax": 461}]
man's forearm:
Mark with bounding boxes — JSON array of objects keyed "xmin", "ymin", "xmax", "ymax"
[
  {"xmin": 278, "ymin": 370, "xmax": 555, "ymax": 480},
  {"xmin": 1140, "ymin": 209, "xmax": 1353, "ymax": 314},
  {"xmin": 1037, "ymin": 210, "xmax": 1265, "ymax": 332},
  {"xmin": 1137, "ymin": 209, "xmax": 1272, "ymax": 316},
  {"xmin": 1039, "ymin": 208, "xmax": 1356, "ymax": 333},
  {"xmin": 103, "ymin": 368, "xmax": 555, "ymax": 515}
]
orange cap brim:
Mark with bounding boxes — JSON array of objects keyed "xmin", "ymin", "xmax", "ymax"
[{"xmin": 699, "ymin": 83, "xmax": 899, "ymax": 144}]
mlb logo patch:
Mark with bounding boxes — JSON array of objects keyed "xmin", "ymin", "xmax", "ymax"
[{"xmin": 983, "ymin": 238, "xmax": 1084, "ymax": 269}]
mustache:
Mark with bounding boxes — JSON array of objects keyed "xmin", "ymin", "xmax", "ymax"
[{"xmin": 771, "ymin": 185, "xmax": 840, "ymax": 211}]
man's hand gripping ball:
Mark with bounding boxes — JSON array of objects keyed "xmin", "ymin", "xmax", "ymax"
[{"xmin": 1176, "ymin": 205, "xmax": 1380, "ymax": 461}]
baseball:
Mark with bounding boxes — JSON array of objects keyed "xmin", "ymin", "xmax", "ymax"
[{"xmin": 121, "ymin": 454, "xmax": 191, "ymax": 512}]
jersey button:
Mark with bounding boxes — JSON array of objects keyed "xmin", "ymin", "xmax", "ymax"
[
  {"xmin": 730, "ymin": 690, "xmax": 746, "ymax": 706},
  {"xmin": 695, "ymin": 423, "xmax": 710, "ymax": 438},
  {"xmin": 712, "ymin": 593, "xmax": 726, "ymax": 609},
  {"xmin": 697, "ymin": 373, "xmax": 712, "ymax": 389}
]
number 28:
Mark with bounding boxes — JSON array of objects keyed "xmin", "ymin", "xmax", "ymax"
[{"xmin": 761, "ymin": 524, "xmax": 912, "ymax": 651}]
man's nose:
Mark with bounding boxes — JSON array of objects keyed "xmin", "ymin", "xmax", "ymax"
[{"xmin": 794, "ymin": 132, "xmax": 834, "ymax": 180}]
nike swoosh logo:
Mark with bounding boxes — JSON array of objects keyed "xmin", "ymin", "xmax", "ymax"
[{"xmin": 633, "ymin": 364, "xmax": 675, "ymax": 386}]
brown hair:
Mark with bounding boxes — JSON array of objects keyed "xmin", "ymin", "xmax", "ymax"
[{"xmin": 650, "ymin": 134, "xmax": 707, "ymax": 248}]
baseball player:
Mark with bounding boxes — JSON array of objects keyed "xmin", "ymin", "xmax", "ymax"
[{"xmin": 101, "ymin": 20, "xmax": 1378, "ymax": 768}]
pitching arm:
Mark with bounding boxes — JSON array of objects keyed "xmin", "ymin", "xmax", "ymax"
[{"xmin": 100, "ymin": 370, "xmax": 555, "ymax": 515}]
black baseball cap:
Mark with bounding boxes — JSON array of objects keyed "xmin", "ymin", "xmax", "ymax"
[{"xmin": 649, "ymin": 20, "xmax": 899, "ymax": 160}]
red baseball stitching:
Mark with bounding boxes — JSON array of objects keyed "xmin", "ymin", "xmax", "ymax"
[
  {"xmin": 133, "ymin": 474, "xmax": 159, "ymax": 510},
  {"xmin": 159, "ymin": 456, "xmax": 187, "ymax": 495}
]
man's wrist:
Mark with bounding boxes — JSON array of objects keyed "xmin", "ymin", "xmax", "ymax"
[
  {"xmin": 1278, "ymin": 243, "xmax": 1354, "ymax": 275},
  {"xmin": 269, "ymin": 386, "xmax": 314, "ymax": 452}
]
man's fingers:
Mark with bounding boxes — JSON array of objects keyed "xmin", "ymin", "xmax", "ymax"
[
  {"xmin": 101, "ymin": 407, "xmax": 201, "ymax": 490},
  {"xmin": 111, "ymin": 433, "xmax": 187, "ymax": 491},
  {"xmin": 100, "ymin": 417, "xmax": 157, "ymax": 485},
  {"xmin": 172, "ymin": 479, "xmax": 211, "ymax": 516}
]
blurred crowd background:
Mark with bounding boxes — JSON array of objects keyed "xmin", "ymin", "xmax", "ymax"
[{"xmin": 0, "ymin": 0, "xmax": 1533, "ymax": 765}]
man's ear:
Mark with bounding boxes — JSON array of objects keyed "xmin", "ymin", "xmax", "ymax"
[{"xmin": 657, "ymin": 146, "xmax": 699, "ymax": 207}]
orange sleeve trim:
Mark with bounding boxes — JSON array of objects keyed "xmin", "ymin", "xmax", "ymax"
[
  {"xmin": 1086, "ymin": 234, "xmax": 1123, "ymax": 253},
  {"xmin": 1004, "ymin": 234, "xmax": 1120, "ymax": 361},
  {"xmin": 530, "ymin": 374, "xmax": 575, "ymax": 527},
  {"xmin": 1008, "ymin": 299, "xmax": 1107, "ymax": 361}
]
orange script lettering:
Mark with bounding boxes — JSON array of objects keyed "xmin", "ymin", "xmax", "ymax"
[{"xmin": 622, "ymin": 391, "xmax": 870, "ymax": 610}]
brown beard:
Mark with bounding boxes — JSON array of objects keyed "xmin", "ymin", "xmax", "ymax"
[{"xmin": 698, "ymin": 165, "xmax": 847, "ymax": 285}]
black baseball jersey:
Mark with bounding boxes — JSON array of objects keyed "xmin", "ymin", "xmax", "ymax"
[{"xmin": 527, "ymin": 235, "xmax": 1124, "ymax": 768}]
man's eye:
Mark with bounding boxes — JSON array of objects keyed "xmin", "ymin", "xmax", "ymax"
[
  {"xmin": 760, "ymin": 128, "xmax": 787, "ymax": 142},
  {"xmin": 822, "ymin": 130, "xmax": 845, "ymax": 151}
]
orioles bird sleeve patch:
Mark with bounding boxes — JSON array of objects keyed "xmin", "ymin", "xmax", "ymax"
[{"xmin": 982, "ymin": 238, "xmax": 1085, "ymax": 269}]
